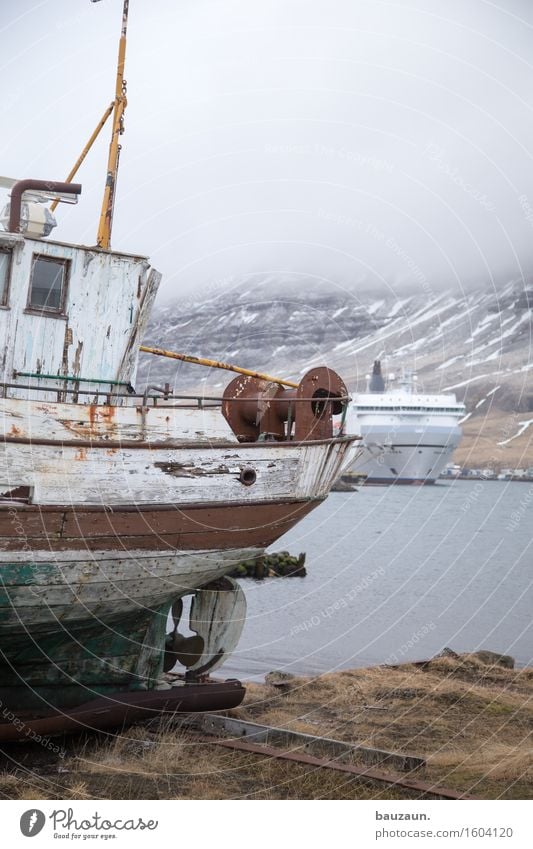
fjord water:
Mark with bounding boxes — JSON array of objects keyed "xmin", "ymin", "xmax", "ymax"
[{"xmin": 221, "ymin": 481, "xmax": 533, "ymax": 679}]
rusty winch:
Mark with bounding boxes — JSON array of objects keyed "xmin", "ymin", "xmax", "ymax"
[{"xmin": 222, "ymin": 367, "xmax": 348, "ymax": 442}]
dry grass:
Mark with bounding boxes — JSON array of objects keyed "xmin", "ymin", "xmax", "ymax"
[
  {"xmin": 233, "ymin": 656, "xmax": 533, "ymax": 798},
  {"xmin": 1, "ymin": 655, "xmax": 531, "ymax": 800},
  {"xmin": 454, "ymin": 408, "xmax": 533, "ymax": 469},
  {"xmin": 0, "ymin": 731, "xmax": 407, "ymax": 801}
]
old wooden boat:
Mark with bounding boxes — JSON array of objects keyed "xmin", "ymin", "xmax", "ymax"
[{"xmin": 0, "ymin": 1, "xmax": 355, "ymax": 731}]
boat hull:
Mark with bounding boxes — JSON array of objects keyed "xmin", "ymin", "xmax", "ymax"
[
  {"xmin": 0, "ymin": 391, "xmax": 353, "ymax": 717},
  {"xmin": 348, "ymin": 424, "xmax": 462, "ymax": 485},
  {"xmin": 0, "ymin": 498, "xmax": 319, "ymax": 714}
]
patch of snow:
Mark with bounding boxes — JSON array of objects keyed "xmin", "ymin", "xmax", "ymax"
[
  {"xmin": 443, "ymin": 373, "xmax": 500, "ymax": 391},
  {"xmin": 333, "ymin": 339, "xmax": 356, "ymax": 352},
  {"xmin": 471, "ymin": 314, "xmax": 498, "ymax": 337},
  {"xmin": 437, "ymin": 355, "xmax": 464, "ymax": 370},
  {"xmin": 387, "ymin": 298, "xmax": 412, "ymax": 318},
  {"xmin": 367, "ymin": 300, "xmax": 385, "ymax": 315},
  {"xmin": 498, "ymin": 419, "xmax": 533, "ymax": 445},
  {"xmin": 350, "ymin": 295, "xmax": 452, "ymax": 357},
  {"xmin": 464, "ymin": 312, "xmax": 515, "ymax": 346},
  {"xmin": 467, "ymin": 351, "xmax": 501, "ymax": 366}
]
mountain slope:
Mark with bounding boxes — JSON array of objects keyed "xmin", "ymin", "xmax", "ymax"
[{"xmin": 139, "ymin": 278, "xmax": 533, "ymax": 467}]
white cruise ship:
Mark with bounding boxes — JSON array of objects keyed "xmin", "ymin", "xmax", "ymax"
[{"xmin": 345, "ymin": 361, "xmax": 465, "ymax": 484}]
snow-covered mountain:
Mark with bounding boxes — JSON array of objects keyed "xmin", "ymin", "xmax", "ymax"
[{"xmin": 140, "ymin": 277, "xmax": 533, "ymax": 419}]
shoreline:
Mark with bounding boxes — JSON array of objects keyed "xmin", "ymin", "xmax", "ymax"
[{"xmin": 1, "ymin": 652, "xmax": 531, "ymax": 800}]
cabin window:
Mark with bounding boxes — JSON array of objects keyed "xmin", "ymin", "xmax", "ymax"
[
  {"xmin": 0, "ymin": 248, "xmax": 12, "ymax": 306},
  {"xmin": 28, "ymin": 254, "xmax": 69, "ymax": 314}
]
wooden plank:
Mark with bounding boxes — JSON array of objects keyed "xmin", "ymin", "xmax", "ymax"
[
  {"xmin": 0, "ymin": 430, "xmax": 353, "ymax": 514},
  {"xmin": 0, "ymin": 397, "xmax": 236, "ymax": 443},
  {"xmin": 0, "ymin": 500, "xmax": 316, "ymax": 550},
  {"xmin": 62, "ymin": 500, "xmax": 315, "ymax": 537},
  {"xmin": 0, "ymin": 526, "xmax": 295, "ymax": 551},
  {"xmin": 0, "ymin": 546, "xmax": 260, "ymax": 571},
  {"xmin": 0, "ymin": 511, "xmax": 64, "ymax": 537}
]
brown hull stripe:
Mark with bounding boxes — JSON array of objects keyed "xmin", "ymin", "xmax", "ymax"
[{"xmin": 0, "ymin": 500, "xmax": 319, "ymax": 552}]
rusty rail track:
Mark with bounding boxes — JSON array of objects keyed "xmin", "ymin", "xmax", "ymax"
[
  {"xmin": 0, "ymin": 706, "xmax": 472, "ymax": 800},
  {"xmin": 201, "ymin": 737, "xmax": 471, "ymax": 800},
  {"xmin": 180, "ymin": 714, "xmax": 472, "ymax": 800}
]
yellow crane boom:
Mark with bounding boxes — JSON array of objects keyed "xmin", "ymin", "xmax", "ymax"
[
  {"xmin": 139, "ymin": 345, "xmax": 299, "ymax": 388},
  {"xmin": 96, "ymin": 0, "xmax": 129, "ymax": 248}
]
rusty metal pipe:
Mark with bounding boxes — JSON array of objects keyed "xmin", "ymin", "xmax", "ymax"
[
  {"xmin": 8, "ymin": 179, "xmax": 82, "ymax": 233},
  {"xmin": 140, "ymin": 345, "xmax": 298, "ymax": 388}
]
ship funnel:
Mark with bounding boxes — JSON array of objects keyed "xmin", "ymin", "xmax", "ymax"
[{"xmin": 369, "ymin": 360, "xmax": 385, "ymax": 393}]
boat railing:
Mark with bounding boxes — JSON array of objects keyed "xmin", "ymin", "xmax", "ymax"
[
  {"xmin": 1, "ymin": 379, "xmax": 221, "ymax": 407},
  {"xmin": 0, "ymin": 379, "xmax": 350, "ymax": 410}
]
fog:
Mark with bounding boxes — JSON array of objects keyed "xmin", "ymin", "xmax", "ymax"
[{"xmin": 2, "ymin": 0, "xmax": 533, "ymax": 299}]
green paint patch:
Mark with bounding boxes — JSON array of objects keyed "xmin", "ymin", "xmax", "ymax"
[
  {"xmin": 0, "ymin": 562, "xmax": 59, "ymax": 586},
  {"xmin": 0, "ymin": 599, "xmax": 174, "ymax": 712}
]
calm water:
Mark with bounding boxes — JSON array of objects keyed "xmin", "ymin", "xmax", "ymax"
[{"xmin": 220, "ymin": 480, "xmax": 533, "ymax": 679}]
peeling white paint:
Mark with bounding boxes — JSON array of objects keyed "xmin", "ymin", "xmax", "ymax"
[
  {"xmin": 0, "ymin": 234, "xmax": 157, "ymax": 399},
  {"xmin": 0, "ymin": 426, "xmax": 351, "ymax": 506}
]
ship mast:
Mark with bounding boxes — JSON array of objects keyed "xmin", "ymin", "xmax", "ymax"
[{"xmin": 96, "ymin": 0, "xmax": 130, "ymax": 249}]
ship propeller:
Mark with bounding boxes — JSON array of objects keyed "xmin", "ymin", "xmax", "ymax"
[{"xmin": 163, "ymin": 598, "xmax": 205, "ymax": 672}]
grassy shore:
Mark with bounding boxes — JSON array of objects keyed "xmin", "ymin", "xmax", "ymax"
[
  {"xmin": 454, "ymin": 410, "xmax": 532, "ymax": 470},
  {"xmin": 1, "ymin": 654, "xmax": 531, "ymax": 800}
]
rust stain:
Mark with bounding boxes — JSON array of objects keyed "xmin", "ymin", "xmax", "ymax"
[
  {"xmin": 71, "ymin": 340, "xmax": 83, "ymax": 377},
  {"xmin": 61, "ymin": 326, "xmax": 72, "ymax": 383},
  {"xmin": 9, "ymin": 425, "xmax": 21, "ymax": 436},
  {"xmin": 74, "ymin": 447, "xmax": 87, "ymax": 461},
  {"xmin": 60, "ymin": 403, "xmax": 118, "ymax": 441},
  {"xmin": 61, "ymin": 420, "xmax": 93, "ymax": 439}
]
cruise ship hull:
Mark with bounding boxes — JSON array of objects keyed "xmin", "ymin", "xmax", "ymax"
[{"xmin": 347, "ymin": 424, "xmax": 463, "ymax": 485}]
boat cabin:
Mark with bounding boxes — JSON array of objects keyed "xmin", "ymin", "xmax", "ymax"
[{"xmin": 0, "ymin": 229, "xmax": 160, "ymax": 404}]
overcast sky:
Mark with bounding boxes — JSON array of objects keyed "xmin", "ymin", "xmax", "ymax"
[{"xmin": 2, "ymin": 0, "xmax": 533, "ymax": 299}]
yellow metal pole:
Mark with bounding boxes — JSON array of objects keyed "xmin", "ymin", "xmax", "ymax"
[
  {"xmin": 139, "ymin": 345, "xmax": 299, "ymax": 388},
  {"xmin": 50, "ymin": 102, "xmax": 114, "ymax": 213},
  {"xmin": 96, "ymin": 0, "xmax": 129, "ymax": 249}
]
